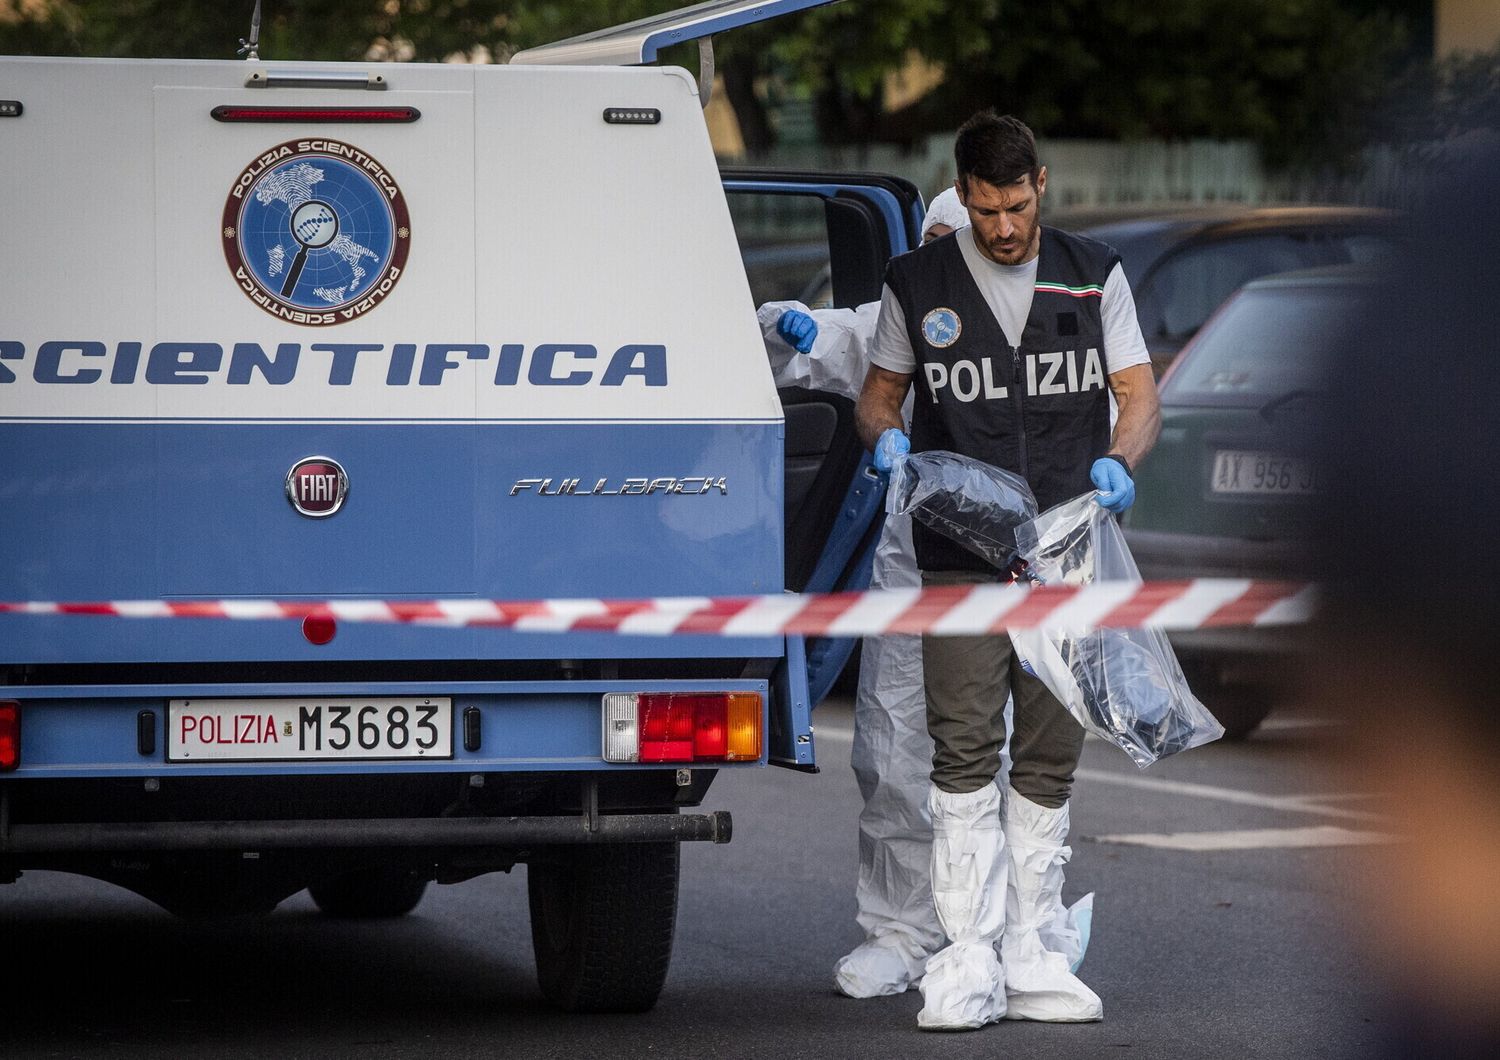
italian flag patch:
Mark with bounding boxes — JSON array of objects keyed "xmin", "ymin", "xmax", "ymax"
[{"xmin": 1034, "ymin": 281, "xmax": 1104, "ymax": 298}]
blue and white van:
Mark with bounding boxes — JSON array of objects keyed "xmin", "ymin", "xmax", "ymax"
[{"xmin": 0, "ymin": 0, "xmax": 923, "ymax": 1012}]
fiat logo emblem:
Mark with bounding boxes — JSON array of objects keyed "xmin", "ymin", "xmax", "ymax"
[{"xmin": 286, "ymin": 456, "xmax": 348, "ymax": 518}]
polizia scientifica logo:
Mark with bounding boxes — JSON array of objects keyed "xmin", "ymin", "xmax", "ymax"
[
  {"xmin": 921, "ymin": 307, "xmax": 962, "ymax": 348},
  {"xmin": 222, "ymin": 139, "xmax": 411, "ymax": 326}
]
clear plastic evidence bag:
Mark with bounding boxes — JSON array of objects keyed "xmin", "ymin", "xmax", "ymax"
[
  {"xmin": 886, "ymin": 449, "xmax": 1038, "ymax": 568},
  {"xmin": 888, "ymin": 450, "xmax": 1223, "ymax": 767}
]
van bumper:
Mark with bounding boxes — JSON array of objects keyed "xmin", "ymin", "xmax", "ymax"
[{"xmin": 0, "ymin": 809, "xmax": 732, "ymax": 853}]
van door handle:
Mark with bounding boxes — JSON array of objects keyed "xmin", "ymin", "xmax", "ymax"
[{"xmin": 245, "ymin": 70, "xmax": 389, "ymax": 90}]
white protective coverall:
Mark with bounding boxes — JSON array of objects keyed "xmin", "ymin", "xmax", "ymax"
[
  {"xmin": 757, "ymin": 189, "xmax": 1092, "ymax": 1004},
  {"xmin": 758, "ymin": 295, "xmax": 939, "ymax": 997}
]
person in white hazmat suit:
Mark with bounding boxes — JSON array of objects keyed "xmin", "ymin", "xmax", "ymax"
[{"xmin": 757, "ymin": 188, "xmax": 1093, "ymax": 1003}]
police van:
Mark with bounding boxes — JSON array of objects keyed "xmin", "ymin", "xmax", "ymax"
[{"xmin": 0, "ymin": 0, "xmax": 924, "ymax": 1011}]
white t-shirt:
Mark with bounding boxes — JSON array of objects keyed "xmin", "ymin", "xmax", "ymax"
[{"xmin": 870, "ymin": 227, "xmax": 1151, "ymax": 377}]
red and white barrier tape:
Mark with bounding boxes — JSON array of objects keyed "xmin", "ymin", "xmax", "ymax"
[{"xmin": 0, "ymin": 579, "xmax": 1314, "ymax": 636}]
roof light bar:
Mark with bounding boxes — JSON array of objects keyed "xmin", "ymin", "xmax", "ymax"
[{"xmin": 211, "ymin": 106, "xmax": 420, "ymax": 124}]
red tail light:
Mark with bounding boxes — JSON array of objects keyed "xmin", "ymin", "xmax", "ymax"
[
  {"xmin": 603, "ymin": 692, "xmax": 762, "ymax": 763},
  {"xmin": 0, "ymin": 701, "xmax": 19, "ymax": 771}
]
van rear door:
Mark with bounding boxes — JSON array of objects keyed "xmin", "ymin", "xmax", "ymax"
[
  {"xmin": 0, "ymin": 56, "xmax": 787, "ymax": 678},
  {"xmin": 720, "ymin": 171, "xmax": 923, "ymax": 765}
]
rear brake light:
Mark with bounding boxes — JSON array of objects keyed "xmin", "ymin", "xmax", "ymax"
[
  {"xmin": 211, "ymin": 106, "xmax": 420, "ymax": 123},
  {"xmin": 0, "ymin": 701, "xmax": 19, "ymax": 771},
  {"xmin": 601, "ymin": 692, "xmax": 762, "ymax": 764}
]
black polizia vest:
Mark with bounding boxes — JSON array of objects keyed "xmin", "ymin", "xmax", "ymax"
[{"xmin": 885, "ymin": 226, "xmax": 1120, "ymax": 574}]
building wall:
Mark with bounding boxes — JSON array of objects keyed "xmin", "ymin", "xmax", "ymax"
[
  {"xmin": 1437, "ymin": 0, "xmax": 1500, "ymax": 56},
  {"xmin": 724, "ymin": 132, "xmax": 1440, "ymax": 214}
]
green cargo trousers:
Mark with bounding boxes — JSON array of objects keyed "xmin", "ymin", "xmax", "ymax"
[{"xmin": 921, "ymin": 570, "xmax": 1086, "ymax": 808}]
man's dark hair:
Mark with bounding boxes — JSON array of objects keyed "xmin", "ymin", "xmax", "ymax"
[{"xmin": 954, "ymin": 111, "xmax": 1040, "ymax": 192}]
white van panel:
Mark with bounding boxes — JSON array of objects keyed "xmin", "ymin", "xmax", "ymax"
[{"xmin": 0, "ymin": 58, "xmax": 781, "ymax": 425}]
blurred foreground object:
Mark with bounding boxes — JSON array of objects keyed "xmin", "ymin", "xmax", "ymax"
[{"xmin": 1312, "ymin": 139, "xmax": 1500, "ymax": 1055}]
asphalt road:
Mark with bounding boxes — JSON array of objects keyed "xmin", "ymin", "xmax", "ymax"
[{"xmin": 1, "ymin": 699, "xmax": 1392, "ymax": 1060}]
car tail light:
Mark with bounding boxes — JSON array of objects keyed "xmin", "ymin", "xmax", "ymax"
[
  {"xmin": 0, "ymin": 701, "xmax": 19, "ymax": 771},
  {"xmin": 601, "ymin": 692, "xmax": 762, "ymax": 764}
]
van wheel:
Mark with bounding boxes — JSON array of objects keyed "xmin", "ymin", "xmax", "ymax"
[
  {"xmin": 309, "ymin": 869, "xmax": 428, "ymax": 918},
  {"xmin": 528, "ymin": 842, "xmax": 679, "ymax": 1013}
]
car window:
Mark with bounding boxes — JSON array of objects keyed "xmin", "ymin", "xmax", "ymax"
[
  {"xmin": 1161, "ymin": 283, "xmax": 1365, "ymax": 406},
  {"xmin": 726, "ymin": 193, "xmax": 832, "ymax": 308},
  {"xmin": 1138, "ymin": 233, "xmax": 1348, "ymax": 342}
]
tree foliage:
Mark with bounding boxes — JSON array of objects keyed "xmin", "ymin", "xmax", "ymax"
[
  {"xmin": 0, "ymin": 0, "xmax": 1447, "ymax": 166},
  {"xmin": 0, "ymin": 1, "xmax": 515, "ymax": 61},
  {"xmin": 767, "ymin": 0, "xmax": 1417, "ymax": 166}
]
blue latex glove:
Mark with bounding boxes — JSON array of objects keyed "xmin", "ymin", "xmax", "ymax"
[
  {"xmin": 776, "ymin": 309, "xmax": 818, "ymax": 354},
  {"xmin": 874, "ymin": 428, "xmax": 910, "ymax": 472},
  {"xmin": 1090, "ymin": 456, "xmax": 1135, "ymax": 513}
]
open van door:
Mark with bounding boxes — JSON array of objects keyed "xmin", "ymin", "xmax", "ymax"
[
  {"xmin": 512, "ymin": 0, "xmax": 836, "ymax": 67},
  {"xmin": 516, "ymin": 0, "xmax": 925, "ymax": 766},
  {"xmin": 720, "ymin": 171, "xmax": 924, "ymax": 767},
  {"xmin": 511, "ymin": 0, "xmax": 836, "ymax": 109}
]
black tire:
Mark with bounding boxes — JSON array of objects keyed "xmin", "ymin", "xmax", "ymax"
[
  {"xmin": 309, "ymin": 868, "xmax": 429, "ymax": 918},
  {"xmin": 528, "ymin": 842, "xmax": 679, "ymax": 1013},
  {"xmin": 1206, "ymin": 684, "xmax": 1274, "ymax": 741}
]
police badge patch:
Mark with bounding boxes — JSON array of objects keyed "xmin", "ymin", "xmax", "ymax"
[
  {"xmin": 222, "ymin": 139, "xmax": 411, "ymax": 326},
  {"xmin": 921, "ymin": 307, "xmax": 962, "ymax": 348}
]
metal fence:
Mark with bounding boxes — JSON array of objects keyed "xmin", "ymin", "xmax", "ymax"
[{"xmin": 720, "ymin": 133, "xmax": 1459, "ymax": 215}]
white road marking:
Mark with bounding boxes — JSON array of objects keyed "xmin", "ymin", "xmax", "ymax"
[
  {"xmin": 1258, "ymin": 716, "xmax": 1337, "ymax": 731},
  {"xmin": 806, "ymin": 744, "xmax": 1382, "ymax": 822},
  {"xmin": 1073, "ymin": 768, "xmax": 1383, "ymax": 822},
  {"xmin": 1087, "ymin": 825, "xmax": 1395, "ymax": 851},
  {"xmin": 814, "ymin": 720, "xmax": 1383, "ymax": 829},
  {"xmin": 1080, "ymin": 773, "xmax": 1380, "ymax": 827}
]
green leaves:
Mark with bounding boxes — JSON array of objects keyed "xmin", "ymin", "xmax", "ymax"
[{"xmin": 0, "ymin": 0, "xmax": 1464, "ymax": 168}]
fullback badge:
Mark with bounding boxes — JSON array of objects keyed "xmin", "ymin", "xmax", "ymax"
[
  {"xmin": 921, "ymin": 307, "xmax": 962, "ymax": 348},
  {"xmin": 222, "ymin": 139, "xmax": 411, "ymax": 325}
]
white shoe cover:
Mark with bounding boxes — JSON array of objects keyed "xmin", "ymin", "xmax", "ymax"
[
  {"xmin": 1000, "ymin": 791, "xmax": 1103, "ymax": 1022},
  {"xmin": 917, "ymin": 784, "xmax": 1008, "ymax": 1031},
  {"xmin": 834, "ymin": 934, "xmax": 928, "ymax": 998}
]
